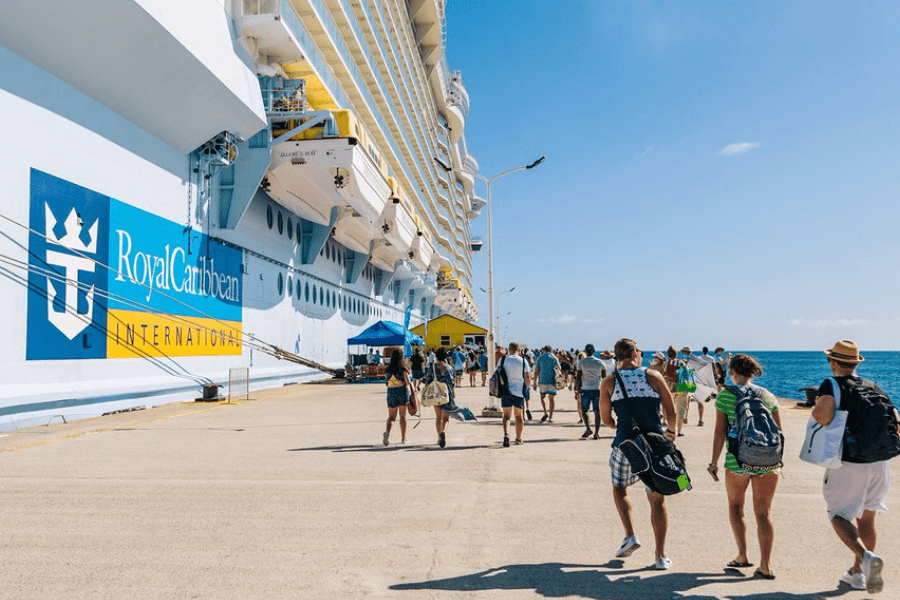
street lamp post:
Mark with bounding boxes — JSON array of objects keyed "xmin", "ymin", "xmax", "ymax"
[
  {"xmin": 482, "ymin": 286, "xmax": 515, "ymax": 349},
  {"xmin": 471, "ymin": 157, "xmax": 545, "ymax": 377}
]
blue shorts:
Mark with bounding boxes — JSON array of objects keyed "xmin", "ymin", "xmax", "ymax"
[
  {"xmin": 580, "ymin": 389, "xmax": 600, "ymax": 412},
  {"xmin": 538, "ymin": 384, "xmax": 557, "ymax": 396},
  {"xmin": 386, "ymin": 386, "xmax": 409, "ymax": 408},
  {"xmin": 411, "ymin": 369, "xmax": 424, "ymax": 380},
  {"xmin": 501, "ymin": 394, "xmax": 525, "ymax": 409}
]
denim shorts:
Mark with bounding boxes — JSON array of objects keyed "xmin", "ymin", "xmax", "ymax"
[
  {"xmin": 501, "ymin": 394, "xmax": 525, "ymax": 409},
  {"xmin": 580, "ymin": 389, "xmax": 600, "ymax": 412},
  {"xmin": 411, "ymin": 369, "xmax": 424, "ymax": 380},
  {"xmin": 538, "ymin": 383, "xmax": 557, "ymax": 396},
  {"xmin": 386, "ymin": 386, "xmax": 409, "ymax": 408}
]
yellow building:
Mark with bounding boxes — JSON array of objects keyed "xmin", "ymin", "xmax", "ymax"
[{"xmin": 411, "ymin": 315, "xmax": 487, "ymax": 350}]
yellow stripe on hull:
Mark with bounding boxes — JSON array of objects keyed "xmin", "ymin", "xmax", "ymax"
[{"xmin": 107, "ymin": 310, "xmax": 242, "ymax": 358}]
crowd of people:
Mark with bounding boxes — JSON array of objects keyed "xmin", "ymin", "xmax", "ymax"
[{"xmin": 376, "ymin": 338, "xmax": 896, "ymax": 594}]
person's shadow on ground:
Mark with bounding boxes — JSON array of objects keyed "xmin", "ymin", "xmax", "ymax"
[{"xmin": 390, "ymin": 562, "xmax": 854, "ymax": 599}]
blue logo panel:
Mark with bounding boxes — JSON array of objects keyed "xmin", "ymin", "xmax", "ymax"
[{"xmin": 26, "ymin": 169, "xmax": 110, "ymax": 360}]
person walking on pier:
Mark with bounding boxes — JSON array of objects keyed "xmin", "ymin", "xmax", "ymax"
[
  {"xmin": 533, "ymin": 345, "xmax": 560, "ymax": 422},
  {"xmin": 575, "ymin": 344, "xmax": 606, "ymax": 439},
  {"xmin": 423, "ymin": 346, "xmax": 456, "ymax": 448},
  {"xmin": 600, "ymin": 338, "xmax": 678, "ymax": 569},
  {"xmin": 707, "ymin": 354, "xmax": 782, "ymax": 579},
  {"xmin": 383, "ymin": 349, "xmax": 417, "ymax": 446},
  {"xmin": 500, "ymin": 341, "xmax": 531, "ymax": 447},
  {"xmin": 812, "ymin": 340, "xmax": 900, "ymax": 593}
]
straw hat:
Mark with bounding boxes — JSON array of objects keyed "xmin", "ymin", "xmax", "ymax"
[
  {"xmin": 680, "ymin": 345, "xmax": 692, "ymax": 354},
  {"xmin": 600, "ymin": 349, "xmax": 614, "ymax": 359},
  {"xmin": 824, "ymin": 339, "xmax": 865, "ymax": 363},
  {"xmin": 653, "ymin": 351, "xmax": 666, "ymax": 361}
]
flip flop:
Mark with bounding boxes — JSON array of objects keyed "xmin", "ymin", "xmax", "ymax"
[
  {"xmin": 754, "ymin": 568, "xmax": 776, "ymax": 580},
  {"xmin": 726, "ymin": 560, "xmax": 753, "ymax": 568}
]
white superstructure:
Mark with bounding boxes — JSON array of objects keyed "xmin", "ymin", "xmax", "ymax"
[{"xmin": 0, "ymin": 0, "xmax": 481, "ymax": 427}]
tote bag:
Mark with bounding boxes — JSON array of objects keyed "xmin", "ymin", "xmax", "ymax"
[
  {"xmin": 421, "ymin": 364, "xmax": 450, "ymax": 407},
  {"xmin": 799, "ymin": 377, "xmax": 847, "ymax": 469}
]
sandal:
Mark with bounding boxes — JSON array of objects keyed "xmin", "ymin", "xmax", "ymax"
[
  {"xmin": 726, "ymin": 560, "xmax": 753, "ymax": 568},
  {"xmin": 753, "ymin": 568, "xmax": 776, "ymax": 580}
]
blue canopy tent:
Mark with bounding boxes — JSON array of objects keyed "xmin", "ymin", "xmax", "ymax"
[{"xmin": 347, "ymin": 320, "xmax": 424, "ymax": 347}]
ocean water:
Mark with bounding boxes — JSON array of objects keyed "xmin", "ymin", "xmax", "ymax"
[{"xmin": 742, "ymin": 351, "xmax": 900, "ymax": 403}]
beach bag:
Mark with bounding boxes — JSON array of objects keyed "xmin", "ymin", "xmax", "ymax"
[
  {"xmin": 614, "ymin": 372, "xmax": 692, "ymax": 495},
  {"xmin": 421, "ymin": 364, "xmax": 450, "ymax": 407},
  {"xmin": 841, "ymin": 378, "xmax": 900, "ymax": 463},
  {"xmin": 555, "ymin": 366, "xmax": 566, "ymax": 390},
  {"xmin": 488, "ymin": 357, "xmax": 509, "ymax": 398},
  {"xmin": 727, "ymin": 385, "xmax": 784, "ymax": 470},
  {"xmin": 799, "ymin": 377, "xmax": 845, "ymax": 468},
  {"xmin": 675, "ymin": 365, "xmax": 697, "ymax": 393},
  {"xmin": 407, "ymin": 388, "xmax": 418, "ymax": 416}
]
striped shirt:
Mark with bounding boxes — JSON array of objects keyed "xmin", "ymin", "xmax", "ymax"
[{"xmin": 715, "ymin": 385, "xmax": 780, "ymax": 474}]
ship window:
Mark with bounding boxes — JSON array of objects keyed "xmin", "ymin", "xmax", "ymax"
[
  {"xmin": 287, "ymin": 277, "xmax": 293, "ymax": 297},
  {"xmin": 331, "ymin": 291, "xmax": 336, "ymax": 307},
  {"xmin": 320, "ymin": 246, "xmax": 324, "ymax": 257},
  {"xmin": 277, "ymin": 273, "xmax": 284, "ymax": 296},
  {"xmin": 287, "ymin": 218, "xmax": 293, "ymax": 240},
  {"xmin": 337, "ymin": 251, "xmax": 342, "ymax": 266},
  {"xmin": 296, "ymin": 222, "xmax": 302, "ymax": 242},
  {"xmin": 266, "ymin": 205, "xmax": 273, "ymax": 229},
  {"xmin": 297, "ymin": 279, "xmax": 302, "ymax": 300},
  {"xmin": 305, "ymin": 282, "xmax": 309, "ymax": 302},
  {"xmin": 313, "ymin": 285, "xmax": 318, "ymax": 305},
  {"xmin": 277, "ymin": 211, "xmax": 284, "ymax": 235}
]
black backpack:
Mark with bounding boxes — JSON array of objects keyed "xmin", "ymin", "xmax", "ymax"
[
  {"xmin": 614, "ymin": 371, "xmax": 691, "ymax": 495},
  {"xmin": 488, "ymin": 357, "xmax": 510, "ymax": 398},
  {"xmin": 726, "ymin": 385, "xmax": 784, "ymax": 471},
  {"xmin": 841, "ymin": 379, "xmax": 900, "ymax": 463}
]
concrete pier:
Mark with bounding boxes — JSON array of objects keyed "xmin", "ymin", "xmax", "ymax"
[{"xmin": 0, "ymin": 381, "xmax": 897, "ymax": 599}]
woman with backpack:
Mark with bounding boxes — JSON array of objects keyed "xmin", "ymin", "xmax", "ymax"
[
  {"xmin": 707, "ymin": 354, "xmax": 783, "ymax": 580},
  {"xmin": 422, "ymin": 346, "xmax": 456, "ymax": 448},
  {"xmin": 382, "ymin": 349, "xmax": 417, "ymax": 446}
]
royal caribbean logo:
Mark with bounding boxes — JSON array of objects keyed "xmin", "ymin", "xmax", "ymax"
[{"xmin": 26, "ymin": 169, "xmax": 243, "ymax": 361}]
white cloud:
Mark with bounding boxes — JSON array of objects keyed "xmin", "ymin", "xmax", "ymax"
[
  {"xmin": 638, "ymin": 145, "xmax": 655, "ymax": 157},
  {"xmin": 790, "ymin": 318, "xmax": 869, "ymax": 328},
  {"xmin": 540, "ymin": 314, "xmax": 578, "ymax": 324},
  {"xmin": 720, "ymin": 142, "xmax": 761, "ymax": 156}
]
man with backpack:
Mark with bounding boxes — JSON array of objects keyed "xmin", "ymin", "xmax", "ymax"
[
  {"xmin": 499, "ymin": 341, "xmax": 531, "ymax": 447},
  {"xmin": 600, "ymin": 338, "xmax": 679, "ymax": 570},
  {"xmin": 812, "ymin": 340, "xmax": 900, "ymax": 594}
]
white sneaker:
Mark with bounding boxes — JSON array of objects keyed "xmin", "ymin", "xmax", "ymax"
[
  {"xmin": 382, "ymin": 431, "xmax": 390, "ymax": 447},
  {"xmin": 615, "ymin": 535, "xmax": 641, "ymax": 558},
  {"xmin": 655, "ymin": 556, "xmax": 672, "ymax": 570},
  {"xmin": 862, "ymin": 551, "xmax": 884, "ymax": 594},
  {"xmin": 840, "ymin": 569, "xmax": 866, "ymax": 591}
]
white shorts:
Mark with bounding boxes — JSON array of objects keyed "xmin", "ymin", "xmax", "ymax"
[{"xmin": 823, "ymin": 461, "xmax": 890, "ymax": 522}]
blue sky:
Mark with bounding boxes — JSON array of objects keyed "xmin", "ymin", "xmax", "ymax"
[{"xmin": 445, "ymin": 0, "xmax": 900, "ymax": 351}]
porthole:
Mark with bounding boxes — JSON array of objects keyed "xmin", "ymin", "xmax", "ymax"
[
  {"xmin": 277, "ymin": 211, "xmax": 284, "ymax": 235},
  {"xmin": 297, "ymin": 279, "xmax": 302, "ymax": 300},
  {"xmin": 287, "ymin": 218, "xmax": 293, "ymax": 240},
  {"xmin": 266, "ymin": 205, "xmax": 273, "ymax": 229},
  {"xmin": 313, "ymin": 285, "xmax": 318, "ymax": 305},
  {"xmin": 277, "ymin": 272, "xmax": 284, "ymax": 296},
  {"xmin": 305, "ymin": 282, "xmax": 309, "ymax": 302}
]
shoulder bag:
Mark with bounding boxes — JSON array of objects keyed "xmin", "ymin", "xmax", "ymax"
[
  {"xmin": 421, "ymin": 363, "xmax": 451, "ymax": 407},
  {"xmin": 799, "ymin": 377, "xmax": 846, "ymax": 469}
]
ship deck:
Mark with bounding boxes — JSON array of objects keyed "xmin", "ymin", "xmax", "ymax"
[{"xmin": 0, "ymin": 383, "xmax": 897, "ymax": 598}]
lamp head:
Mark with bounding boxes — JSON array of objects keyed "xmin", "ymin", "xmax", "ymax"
[{"xmin": 526, "ymin": 156, "xmax": 546, "ymax": 169}]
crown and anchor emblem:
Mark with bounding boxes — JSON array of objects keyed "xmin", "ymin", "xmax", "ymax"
[{"xmin": 43, "ymin": 203, "xmax": 100, "ymax": 340}]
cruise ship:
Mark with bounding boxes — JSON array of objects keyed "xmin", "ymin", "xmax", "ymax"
[{"xmin": 0, "ymin": 0, "xmax": 483, "ymax": 427}]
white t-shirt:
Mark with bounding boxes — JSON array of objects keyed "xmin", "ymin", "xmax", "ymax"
[{"xmin": 501, "ymin": 355, "xmax": 531, "ymax": 397}]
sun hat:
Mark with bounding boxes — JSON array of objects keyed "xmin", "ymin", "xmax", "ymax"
[
  {"xmin": 653, "ymin": 351, "xmax": 666, "ymax": 361},
  {"xmin": 680, "ymin": 345, "xmax": 692, "ymax": 354},
  {"xmin": 824, "ymin": 339, "xmax": 865, "ymax": 363},
  {"xmin": 600, "ymin": 349, "xmax": 614, "ymax": 358}
]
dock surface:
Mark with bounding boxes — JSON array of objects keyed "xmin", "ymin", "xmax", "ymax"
[{"xmin": 1, "ymin": 381, "xmax": 897, "ymax": 599}]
